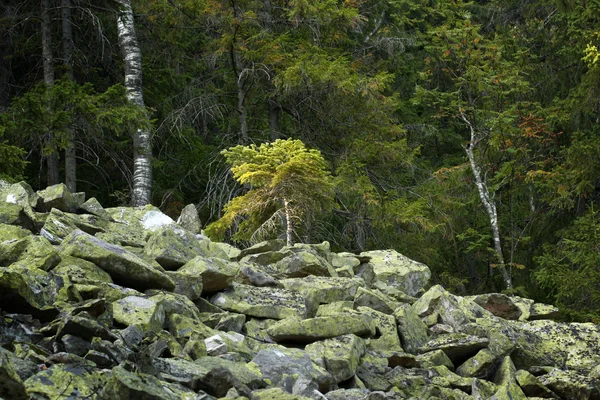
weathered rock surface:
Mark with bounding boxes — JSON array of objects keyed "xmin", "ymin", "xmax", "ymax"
[{"xmin": 1, "ymin": 185, "xmax": 599, "ymax": 400}]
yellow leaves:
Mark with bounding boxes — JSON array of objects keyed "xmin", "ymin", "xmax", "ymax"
[{"xmin": 583, "ymin": 42, "xmax": 600, "ymax": 67}]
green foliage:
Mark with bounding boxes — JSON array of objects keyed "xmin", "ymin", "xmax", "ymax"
[
  {"xmin": 205, "ymin": 139, "xmax": 335, "ymax": 243},
  {"xmin": 536, "ymin": 209, "xmax": 600, "ymax": 319}
]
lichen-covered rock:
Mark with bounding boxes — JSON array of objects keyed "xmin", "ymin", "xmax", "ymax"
[
  {"xmin": 273, "ymin": 251, "xmax": 336, "ymax": 278},
  {"xmin": 52, "ymin": 256, "xmax": 113, "ymax": 284},
  {"xmin": 360, "ymin": 249, "xmax": 431, "ymax": 296},
  {"xmin": 419, "ymin": 333, "xmax": 489, "ymax": 365},
  {"xmin": 0, "ymin": 232, "xmax": 60, "ymax": 271},
  {"xmin": 250, "ymin": 387, "xmax": 313, "ymax": 400},
  {"xmin": 416, "ymin": 349, "xmax": 454, "ymax": 370},
  {"xmin": 59, "ymin": 229, "xmax": 175, "ymax": 291},
  {"xmin": 168, "ymin": 313, "xmax": 216, "ymax": 343},
  {"xmin": 0, "ymin": 262, "xmax": 59, "ymax": 318},
  {"xmin": 178, "ymin": 255, "xmax": 239, "ymax": 292},
  {"xmin": 153, "ymin": 356, "xmax": 265, "ymax": 397},
  {"xmin": 471, "ymin": 293, "xmax": 522, "ymax": 320},
  {"xmin": 210, "ymin": 283, "xmax": 308, "ymax": 319},
  {"xmin": 40, "ymin": 208, "xmax": 105, "ymax": 244},
  {"xmin": 148, "ymin": 291, "xmax": 200, "ymax": 321},
  {"xmin": 455, "ymin": 348, "xmax": 497, "ymax": 379},
  {"xmin": 37, "ymin": 183, "xmax": 83, "ymax": 212},
  {"xmin": 354, "ymin": 287, "xmax": 398, "ymax": 315},
  {"xmin": 79, "ymin": 197, "xmax": 112, "ymax": 220},
  {"xmin": 280, "ymin": 276, "xmax": 364, "ymax": 304},
  {"xmin": 539, "ymin": 368, "xmax": 598, "ymax": 400},
  {"xmin": 0, "ymin": 182, "xmax": 42, "ymax": 211},
  {"xmin": 237, "ymin": 239, "xmax": 286, "ymax": 259},
  {"xmin": 515, "ymin": 369, "xmax": 557, "ymax": 398},
  {"xmin": 267, "ymin": 313, "xmax": 376, "ymax": 343},
  {"xmin": 236, "ymin": 264, "xmax": 282, "ymax": 288},
  {"xmin": 0, "ymin": 203, "xmax": 34, "ymax": 230},
  {"xmin": 112, "ymin": 295, "xmax": 166, "ymax": 333},
  {"xmin": 176, "ymin": 203, "xmax": 202, "ymax": 234},
  {"xmin": 395, "ymin": 303, "xmax": 429, "ymax": 354},
  {"xmin": 25, "ymin": 364, "xmax": 104, "ymax": 399},
  {"xmin": 144, "ymin": 226, "xmax": 205, "ymax": 269},
  {"xmin": 0, "ymin": 352, "xmax": 27, "ymax": 400},
  {"xmin": 250, "ymin": 347, "xmax": 332, "ymax": 396},
  {"xmin": 315, "ymin": 301, "xmax": 354, "ymax": 317},
  {"xmin": 101, "ymin": 365, "xmax": 197, "ymax": 400},
  {"xmin": 529, "ymin": 302, "xmax": 560, "ymax": 320},
  {"xmin": 305, "ymin": 334, "xmax": 366, "ymax": 383},
  {"xmin": 356, "ymin": 306, "xmax": 402, "ymax": 353},
  {"xmin": 164, "ymin": 270, "xmax": 203, "ymax": 300}
]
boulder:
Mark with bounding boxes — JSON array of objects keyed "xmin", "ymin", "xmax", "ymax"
[
  {"xmin": 305, "ymin": 334, "xmax": 366, "ymax": 383},
  {"xmin": 40, "ymin": 208, "xmax": 105, "ymax": 244},
  {"xmin": 0, "ymin": 202, "xmax": 34, "ymax": 230},
  {"xmin": 178, "ymin": 255, "xmax": 239, "ymax": 292},
  {"xmin": 101, "ymin": 365, "xmax": 197, "ymax": 399},
  {"xmin": 356, "ymin": 306, "xmax": 402, "ymax": 353},
  {"xmin": 280, "ymin": 276, "xmax": 365, "ymax": 304},
  {"xmin": 0, "ymin": 352, "xmax": 27, "ymax": 400},
  {"xmin": 59, "ymin": 229, "xmax": 175, "ymax": 291},
  {"xmin": 153, "ymin": 356, "xmax": 265, "ymax": 397},
  {"xmin": 273, "ymin": 251, "xmax": 336, "ymax": 278},
  {"xmin": 267, "ymin": 313, "xmax": 376, "ymax": 343},
  {"xmin": 515, "ymin": 369, "xmax": 557, "ymax": 398},
  {"xmin": 250, "ymin": 347, "xmax": 332, "ymax": 396},
  {"xmin": 471, "ymin": 293, "xmax": 522, "ymax": 320},
  {"xmin": 112, "ymin": 295, "xmax": 166, "ymax": 333},
  {"xmin": 37, "ymin": 183, "xmax": 82, "ymax": 212},
  {"xmin": 24, "ymin": 364, "xmax": 104, "ymax": 399},
  {"xmin": 0, "ymin": 182, "xmax": 42, "ymax": 211},
  {"xmin": 354, "ymin": 287, "xmax": 399, "ymax": 315},
  {"xmin": 176, "ymin": 203, "xmax": 202, "ymax": 234},
  {"xmin": 144, "ymin": 225, "xmax": 205, "ymax": 269},
  {"xmin": 210, "ymin": 283, "xmax": 308, "ymax": 319},
  {"xmin": 0, "ymin": 230, "xmax": 60, "ymax": 271},
  {"xmin": 395, "ymin": 303, "xmax": 429, "ymax": 354},
  {"xmin": 78, "ymin": 197, "xmax": 112, "ymax": 220},
  {"xmin": 419, "ymin": 333, "xmax": 489, "ymax": 365},
  {"xmin": 360, "ymin": 249, "xmax": 431, "ymax": 296}
]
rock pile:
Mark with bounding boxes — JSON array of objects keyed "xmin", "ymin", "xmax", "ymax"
[{"xmin": 1, "ymin": 181, "xmax": 599, "ymax": 399}]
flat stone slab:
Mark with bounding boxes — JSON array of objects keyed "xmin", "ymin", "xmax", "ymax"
[
  {"xmin": 419, "ymin": 333, "xmax": 489, "ymax": 364},
  {"xmin": 59, "ymin": 229, "xmax": 175, "ymax": 292},
  {"xmin": 280, "ymin": 276, "xmax": 365, "ymax": 304},
  {"xmin": 210, "ymin": 283, "xmax": 308, "ymax": 319},
  {"xmin": 267, "ymin": 313, "xmax": 376, "ymax": 343}
]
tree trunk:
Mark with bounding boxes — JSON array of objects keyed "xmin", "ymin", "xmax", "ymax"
[
  {"xmin": 284, "ymin": 198, "xmax": 293, "ymax": 246},
  {"xmin": 268, "ymin": 99, "xmax": 280, "ymax": 141},
  {"xmin": 116, "ymin": 0, "xmax": 152, "ymax": 206},
  {"xmin": 41, "ymin": 0, "xmax": 60, "ymax": 186},
  {"xmin": 62, "ymin": 0, "xmax": 76, "ymax": 192},
  {"xmin": 235, "ymin": 54, "xmax": 249, "ymax": 143},
  {"xmin": 461, "ymin": 112, "xmax": 513, "ymax": 290}
]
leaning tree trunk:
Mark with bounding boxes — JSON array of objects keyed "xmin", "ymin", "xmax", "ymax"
[
  {"xmin": 234, "ymin": 53, "xmax": 249, "ymax": 143},
  {"xmin": 41, "ymin": 0, "xmax": 60, "ymax": 186},
  {"xmin": 116, "ymin": 0, "xmax": 152, "ymax": 206},
  {"xmin": 62, "ymin": 0, "xmax": 77, "ymax": 192},
  {"xmin": 461, "ymin": 112, "xmax": 513, "ymax": 290}
]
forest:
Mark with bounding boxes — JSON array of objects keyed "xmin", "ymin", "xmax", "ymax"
[{"xmin": 1, "ymin": 0, "xmax": 599, "ymax": 321}]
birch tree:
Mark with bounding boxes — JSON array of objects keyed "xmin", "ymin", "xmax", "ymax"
[
  {"xmin": 460, "ymin": 111, "xmax": 513, "ymax": 289},
  {"xmin": 115, "ymin": 0, "xmax": 152, "ymax": 206}
]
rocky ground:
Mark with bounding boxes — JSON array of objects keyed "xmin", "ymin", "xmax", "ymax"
[{"xmin": 1, "ymin": 181, "xmax": 600, "ymax": 399}]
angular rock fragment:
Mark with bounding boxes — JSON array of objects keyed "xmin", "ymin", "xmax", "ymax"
[
  {"xmin": 280, "ymin": 276, "xmax": 364, "ymax": 304},
  {"xmin": 37, "ymin": 183, "xmax": 82, "ymax": 212},
  {"xmin": 360, "ymin": 249, "xmax": 431, "ymax": 296},
  {"xmin": 59, "ymin": 229, "xmax": 175, "ymax": 291},
  {"xmin": 178, "ymin": 255, "xmax": 239, "ymax": 292},
  {"xmin": 210, "ymin": 283, "xmax": 308, "ymax": 319},
  {"xmin": 419, "ymin": 333, "xmax": 489, "ymax": 365},
  {"xmin": 112, "ymin": 295, "xmax": 165, "ymax": 333},
  {"xmin": 267, "ymin": 313, "xmax": 376, "ymax": 343},
  {"xmin": 471, "ymin": 293, "xmax": 522, "ymax": 320},
  {"xmin": 305, "ymin": 334, "xmax": 366, "ymax": 383}
]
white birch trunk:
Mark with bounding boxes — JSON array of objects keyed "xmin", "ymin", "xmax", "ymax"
[
  {"xmin": 41, "ymin": 0, "xmax": 60, "ymax": 186},
  {"xmin": 116, "ymin": 0, "xmax": 152, "ymax": 206},
  {"xmin": 284, "ymin": 198, "xmax": 293, "ymax": 247},
  {"xmin": 461, "ymin": 112, "xmax": 513, "ymax": 290},
  {"xmin": 235, "ymin": 54, "xmax": 249, "ymax": 143},
  {"xmin": 62, "ymin": 0, "xmax": 76, "ymax": 192}
]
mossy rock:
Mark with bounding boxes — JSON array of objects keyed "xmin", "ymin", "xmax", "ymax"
[
  {"xmin": 250, "ymin": 346, "xmax": 332, "ymax": 396},
  {"xmin": 0, "ymin": 181, "xmax": 42, "ymax": 210},
  {"xmin": 144, "ymin": 226, "xmax": 205, "ymax": 269},
  {"xmin": 250, "ymin": 388, "xmax": 312, "ymax": 400},
  {"xmin": 0, "ymin": 203, "xmax": 34, "ymax": 231},
  {"xmin": 210, "ymin": 283, "xmax": 308, "ymax": 320},
  {"xmin": 167, "ymin": 313, "xmax": 216, "ymax": 343},
  {"xmin": 354, "ymin": 286, "xmax": 398, "ymax": 315},
  {"xmin": 40, "ymin": 208, "xmax": 105, "ymax": 244},
  {"xmin": 515, "ymin": 369, "xmax": 557, "ymax": 398},
  {"xmin": 0, "ymin": 353, "xmax": 27, "ymax": 400},
  {"xmin": 79, "ymin": 197, "xmax": 112, "ymax": 220},
  {"xmin": 178, "ymin": 255, "xmax": 239, "ymax": 292},
  {"xmin": 37, "ymin": 183, "xmax": 82, "ymax": 212},
  {"xmin": 0, "ymin": 233, "xmax": 59, "ymax": 272},
  {"xmin": 25, "ymin": 364, "xmax": 104, "ymax": 399},
  {"xmin": 101, "ymin": 365, "xmax": 196, "ymax": 400},
  {"xmin": 267, "ymin": 313, "xmax": 376, "ymax": 343},
  {"xmin": 273, "ymin": 251, "xmax": 336, "ymax": 278},
  {"xmin": 360, "ymin": 249, "xmax": 431, "ymax": 296},
  {"xmin": 59, "ymin": 229, "xmax": 175, "ymax": 292},
  {"xmin": 0, "ymin": 262, "xmax": 59, "ymax": 318},
  {"xmin": 52, "ymin": 255, "xmax": 113, "ymax": 284},
  {"xmin": 280, "ymin": 276, "xmax": 365, "ymax": 304},
  {"xmin": 419, "ymin": 333, "xmax": 489, "ymax": 365},
  {"xmin": 417, "ymin": 349, "xmax": 454, "ymax": 370},
  {"xmin": 112, "ymin": 295, "xmax": 166, "ymax": 333},
  {"xmin": 395, "ymin": 303, "xmax": 429, "ymax": 354},
  {"xmin": 356, "ymin": 306, "xmax": 402, "ymax": 353},
  {"xmin": 305, "ymin": 334, "xmax": 366, "ymax": 383},
  {"xmin": 315, "ymin": 301, "xmax": 354, "ymax": 317}
]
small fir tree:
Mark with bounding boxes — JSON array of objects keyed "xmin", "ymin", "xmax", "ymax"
[{"xmin": 206, "ymin": 139, "xmax": 335, "ymax": 246}]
